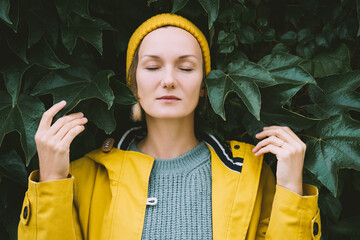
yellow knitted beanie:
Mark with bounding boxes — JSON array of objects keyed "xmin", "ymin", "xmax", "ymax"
[{"xmin": 126, "ymin": 13, "xmax": 211, "ymax": 86}]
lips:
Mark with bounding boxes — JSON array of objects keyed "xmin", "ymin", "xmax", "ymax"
[
  {"xmin": 156, "ymin": 95, "xmax": 181, "ymax": 103},
  {"xmin": 157, "ymin": 95, "xmax": 181, "ymax": 100}
]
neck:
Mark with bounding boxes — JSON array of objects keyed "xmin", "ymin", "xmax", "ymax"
[{"xmin": 137, "ymin": 114, "xmax": 199, "ymax": 159}]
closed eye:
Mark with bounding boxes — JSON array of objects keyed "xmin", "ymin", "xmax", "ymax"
[
  {"xmin": 180, "ymin": 68, "xmax": 193, "ymax": 72},
  {"xmin": 146, "ymin": 67, "xmax": 159, "ymax": 71}
]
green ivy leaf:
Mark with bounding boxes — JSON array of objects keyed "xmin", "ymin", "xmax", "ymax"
[
  {"xmin": 55, "ymin": 0, "xmax": 92, "ymax": 22},
  {"xmin": 31, "ymin": 68, "xmax": 115, "ymax": 119},
  {"xmin": 258, "ymin": 52, "xmax": 317, "ymax": 85},
  {"xmin": 76, "ymin": 99, "xmax": 116, "ymax": 134},
  {"xmin": 218, "ymin": 7, "xmax": 239, "ymax": 23},
  {"xmin": 263, "ymin": 28, "xmax": 275, "ymax": 42},
  {"xmin": 256, "ymin": 17, "xmax": 268, "ymax": 27},
  {"xmin": 218, "ymin": 44, "xmax": 234, "ymax": 54},
  {"xmin": 0, "ymin": 0, "xmax": 11, "ymax": 25},
  {"xmin": 6, "ymin": 32, "xmax": 28, "ymax": 64},
  {"xmin": 237, "ymin": 24, "xmax": 256, "ymax": 44},
  {"xmin": 61, "ymin": 15, "xmax": 116, "ymax": 54},
  {"xmin": 304, "ymin": 114, "xmax": 360, "ymax": 196},
  {"xmin": 218, "ymin": 30, "xmax": 236, "ymax": 44},
  {"xmin": 0, "ymin": 150, "xmax": 27, "ymax": 186},
  {"xmin": 260, "ymin": 108, "xmax": 318, "ymax": 132},
  {"xmin": 0, "ymin": 92, "xmax": 45, "ymax": 166},
  {"xmin": 279, "ymin": 31, "xmax": 297, "ymax": 45},
  {"xmin": 297, "ymin": 28, "xmax": 314, "ymax": 43},
  {"xmin": 307, "ymin": 71, "xmax": 360, "ymax": 118},
  {"xmin": 272, "ymin": 43, "xmax": 289, "ymax": 53},
  {"xmin": 313, "ymin": 43, "xmax": 351, "ymax": 78},
  {"xmin": 258, "ymin": 52, "xmax": 317, "ymax": 111},
  {"xmin": 315, "ymin": 24, "xmax": 335, "ymax": 48},
  {"xmin": 238, "ymin": 0, "xmax": 245, "ymax": 5},
  {"xmin": 171, "ymin": 0, "xmax": 190, "ymax": 13},
  {"xmin": 25, "ymin": 8, "xmax": 59, "ymax": 48},
  {"xmin": 112, "ymin": 79, "xmax": 137, "ymax": 105},
  {"xmin": 1, "ymin": 0, "xmax": 19, "ymax": 32},
  {"xmin": 205, "ymin": 60, "xmax": 275, "ymax": 120},
  {"xmin": 27, "ymin": 38, "xmax": 69, "ymax": 69},
  {"xmin": 296, "ymin": 41, "xmax": 316, "ymax": 59},
  {"xmin": 0, "ymin": 59, "xmax": 31, "ymax": 107},
  {"xmin": 241, "ymin": 107, "xmax": 317, "ymax": 141},
  {"xmin": 261, "ymin": 84, "xmax": 304, "ymax": 110},
  {"xmin": 339, "ymin": 18, "xmax": 358, "ymax": 41},
  {"xmin": 198, "ymin": 0, "xmax": 219, "ymax": 29}
]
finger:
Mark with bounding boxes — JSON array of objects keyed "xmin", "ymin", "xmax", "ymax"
[
  {"xmin": 263, "ymin": 126, "xmax": 300, "ymax": 143},
  {"xmin": 61, "ymin": 125, "xmax": 86, "ymax": 149},
  {"xmin": 254, "ymin": 144, "xmax": 282, "ymax": 157},
  {"xmin": 252, "ymin": 136, "xmax": 284, "ymax": 152},
  {"xmin": 54, "ymin": 117, "xmax": 88, "ymax": 141},
  {"xmin": 48, "ymin": 112, "xmax": 84, "ymax": 136},
  {"xmin": 262, "ymin": 126, "xmax": 307, "ymax": 153},
  {"xmin": 38, "ymin": 101, "xmax": 67, "ymax": 131},
  {"xmin": 256, "ymin": 127, "xmax": 295, "ymax": 145}
]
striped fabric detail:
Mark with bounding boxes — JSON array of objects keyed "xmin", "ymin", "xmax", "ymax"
[
  {"xmin": 200, "ymin": 133, "xmax": 243, "ymax": 173},
  {"xmin": 117, "ymin": 126, "xmax": 143, "ymax": 150}
]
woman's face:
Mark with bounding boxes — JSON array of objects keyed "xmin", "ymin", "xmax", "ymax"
[{"xmin": 136, "ymin": 26, "xmax": 204, "ymax": 120}]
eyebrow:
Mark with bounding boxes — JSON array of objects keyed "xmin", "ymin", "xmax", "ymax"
[{"xmin": 141, "ymin": 54, "xmax": 198, "ymax": 60}]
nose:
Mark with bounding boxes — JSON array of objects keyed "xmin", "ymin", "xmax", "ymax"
[{"xmin": 161, "ymin": 66, "xmax": 176, "ymax": 89}]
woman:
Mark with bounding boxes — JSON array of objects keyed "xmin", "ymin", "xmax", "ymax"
[{"xmin": 18, "ymin": 13, "xmax": 321, "ymax": 239}]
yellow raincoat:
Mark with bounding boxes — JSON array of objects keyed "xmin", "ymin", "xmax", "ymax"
[{"xmin": 18, "ymin": 127, "xmax": 321, "ymax": 239}]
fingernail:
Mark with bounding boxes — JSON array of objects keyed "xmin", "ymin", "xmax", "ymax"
[{"xmin": 60, "ymin": 100, "xmax": 66, "ymax": 104}]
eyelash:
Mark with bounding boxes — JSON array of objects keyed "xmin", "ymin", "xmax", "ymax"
[{"xmin": 146, "ymin": 67, "xmax": 193, "ymax": 72}]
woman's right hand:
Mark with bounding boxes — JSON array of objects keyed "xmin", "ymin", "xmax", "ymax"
[{"xmin": 34, "ymin": 101, "xmax": 88, "ymax": 182}]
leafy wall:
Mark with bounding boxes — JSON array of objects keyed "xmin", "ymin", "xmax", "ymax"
[{"xmin": 0, "ymin": 0, "xmax": 360, "ymax": 239}]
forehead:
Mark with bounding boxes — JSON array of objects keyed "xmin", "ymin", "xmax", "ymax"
[{"xmin": 138, "ymin": 26, "xmax": 202, "ymax": 58}]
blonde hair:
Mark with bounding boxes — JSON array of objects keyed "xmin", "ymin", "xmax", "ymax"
[{"xmin": 127, "ymin": 41, "xmax": 143, "ymax": 122}]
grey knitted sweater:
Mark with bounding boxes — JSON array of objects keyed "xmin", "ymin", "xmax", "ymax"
[{"xmin": 128, "ymin": 140, "xmax": 213, "ymax": 240}]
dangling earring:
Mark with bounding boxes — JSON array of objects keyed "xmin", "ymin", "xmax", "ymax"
[{"xmin": 131, "ymin": 102, "xmax": 143, "ymax": 122}]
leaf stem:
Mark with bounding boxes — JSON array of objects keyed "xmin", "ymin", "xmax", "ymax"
[
  {"xmin": 298, "ymin": 133, "xmax": 320, "ymax": 140},
  {"xmin": 240, "ymin": 131, "xmax": 248, "ymax": 138},
  {"xmin": 228, "ymin": 99, "xmax": 242, "ymax": 107}
]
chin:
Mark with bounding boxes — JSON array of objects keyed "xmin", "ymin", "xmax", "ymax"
[{"xmin": 145, "ymin": 110, "xmax": 195, "ymax": 120}]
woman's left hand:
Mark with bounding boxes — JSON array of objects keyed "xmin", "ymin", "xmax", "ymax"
[{"xmin": 251, "ymin": 125, "xmax": 306, "ymax": 196}]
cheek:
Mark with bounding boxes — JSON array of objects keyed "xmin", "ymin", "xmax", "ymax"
[
  {"xmin": 136, "ymin": 71, "xmax": 156, "ymax": 98},
  {"xmin": 186, "ymin": 75, "xmax": 203, "ymax": 96}
]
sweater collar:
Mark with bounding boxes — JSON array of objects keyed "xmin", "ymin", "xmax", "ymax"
[{"xmin": 129, "ymin": 139, "xmax": 210, "ymax": 174}]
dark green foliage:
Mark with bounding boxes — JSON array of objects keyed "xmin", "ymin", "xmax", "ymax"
[{"xmin": 0, "ymin": 0, "xmax": 360, "ymax": 239}]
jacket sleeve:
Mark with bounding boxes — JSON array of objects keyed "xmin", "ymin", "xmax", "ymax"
[
  {"xmin": 256, "ymin": 164, "xmax": 321, "ymax": 240},
  {"xmin": 17, "ymin": 170, "xmax": 84, "ymax": 240}
]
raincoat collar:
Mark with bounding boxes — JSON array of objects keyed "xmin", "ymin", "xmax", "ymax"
[{"xmin": 116, "ymin": 126, "xmax": 244, "ymax": 173}]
